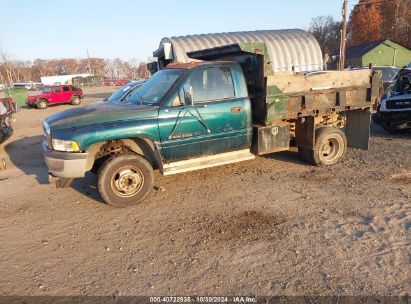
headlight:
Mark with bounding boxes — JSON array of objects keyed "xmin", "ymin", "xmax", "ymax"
[{"xmin": 51, "ymin": 139, "xmax": 80, "ymax": 152}]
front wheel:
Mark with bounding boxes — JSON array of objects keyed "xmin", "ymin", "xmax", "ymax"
[
  {"xmin": 97, "ymin": 154, "xmax": 154, "ymax": 207},
  {"xmin": 36, "ymin": 99, "xmax": 48, "ymax": 109},
  {"xmin": 381, "ymin": 121, "xmax": 410, "ymax": 134},
  {"xmin": 299, "ymin": 127, "xmax": 347, "ymax": 166}
]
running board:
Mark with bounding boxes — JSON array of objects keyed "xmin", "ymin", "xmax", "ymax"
[{"xmin": 162, "ymin": 149, "xmax": 255, "ymax": 176}]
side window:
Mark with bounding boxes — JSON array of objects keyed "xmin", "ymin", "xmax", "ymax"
[
  {"xmin": 171, "ymin": 94, "xmax": 182, "ymax": 107},
  {"xmin": 187, "ymin": 67, "xmax": 235, "ymax": 103},
  {"xmin": 124, "ymin": 87, "xmax": 142, "ymax": 104},
  {"xmin": 62, "ymin": 86, "xmax": 70, "ymax": 92},
  {"xmin": 54, "ymin": 86, "xmax": 61, "ymax": 93}
]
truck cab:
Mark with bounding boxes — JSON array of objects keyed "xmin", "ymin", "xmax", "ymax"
[{"xmin": 43, "ymin": 62, "xmax": 255, "ymax": 205}]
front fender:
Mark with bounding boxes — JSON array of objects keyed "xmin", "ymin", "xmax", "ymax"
[{"xmin": 51, "ymin": 118, "xmax": 161, "ymax": 151}]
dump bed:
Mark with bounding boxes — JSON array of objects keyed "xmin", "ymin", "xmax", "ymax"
[{"xmin": 188, "ymin": 42, "xmax": 380, "ymax": 124}]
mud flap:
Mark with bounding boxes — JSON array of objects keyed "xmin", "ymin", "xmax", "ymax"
[
  {"xmin": 295, "ymin": 116, "xmax": 315, "ymax": 150},
  {"xmin": 345, "ymin": 109, "xmax": 371, "ymax": 150}
]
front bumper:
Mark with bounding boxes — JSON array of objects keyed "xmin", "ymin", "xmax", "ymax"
[
  {"xmin": 379, "ymin": 111, "xmax": 411, "ymax": 130},
  {"xmin": 42, "ymin": 140, "xmax": 89, "ymax": 178}
]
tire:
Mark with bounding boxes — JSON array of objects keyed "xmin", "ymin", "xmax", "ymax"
[
  {"xmin": 70, "ymin": 96, "xmax": 81, "ymax": 106},
  {"xmin": 300, "ymin": 127, "xmax": 347, "ymax": 166},
  {"xmin": 371, "ymin": 113, "xmax": 381, "ymax": 125},
  {"xmin": 381, "ymin": 121, "xmax": 409, "ymax": 134},
  {"xmin": 97, "ymin": 154, "xmax": 154, "ymax": 207},
  {"xmin": 36, "ymin": 99, "xmax": 48, "ymax": 109}
]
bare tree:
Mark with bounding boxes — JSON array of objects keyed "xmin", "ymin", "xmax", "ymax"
[
  {"xmin": 0, "ymin": 52, "xmax": 149, "ymax": 84},
  {"xmin": 0, "ymin": 49, "xmax": 15, "ymax": 84},
  {"xmin": 309, "ymin": 16, "xmax": 343, "ymax": 56}
]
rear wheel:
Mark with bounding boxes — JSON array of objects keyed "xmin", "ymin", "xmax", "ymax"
[
  {"xmin": 36, "ymin": 99, "xmax": 48, "ymax": 109},
  {"xmin": 70, "ymin": 96, "xmax": 81, "ymax": 105},
  {"xmin": 299, "ymin": 127, "xmax": 347, "ymax": 166},
  {"xmin": 98, "ymin": 154, "xmax": 154, "ymax": 207}
]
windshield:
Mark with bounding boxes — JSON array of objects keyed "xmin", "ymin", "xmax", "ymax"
[
  {"xmin": 107, "ymin": 82, "xmax": 139, "ymax": 102},
  {"xmin": 375, "ymin": 67, "xmax": 400, "ymax": 82},
  {"xmin": 122, "ymin": 69, "xmax": 183, "ymax": 105},
  {"xmin": 42, "ymin": 86, "xmax": 51, "ymax": 93}
]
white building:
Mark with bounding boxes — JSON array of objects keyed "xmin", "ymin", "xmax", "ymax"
[{"xmin": 40, "ymin": 74, "xmax": 91, "ymax": 86}]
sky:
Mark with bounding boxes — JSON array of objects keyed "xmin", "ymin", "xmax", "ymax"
[{"xmin": 0, "ymin": 0, "xmax": 356, "ymax": 62}]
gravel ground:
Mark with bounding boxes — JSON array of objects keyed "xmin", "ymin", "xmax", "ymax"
[{"xmin": 0, "ymin": 87, "xmax": 410, "ymax": 297}]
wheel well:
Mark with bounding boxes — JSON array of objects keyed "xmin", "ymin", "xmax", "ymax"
[{"xmin": 86, "ymin": 138, "xmax": 162, "ymax": 172}]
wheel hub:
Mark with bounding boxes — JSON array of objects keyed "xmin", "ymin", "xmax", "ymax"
[
  {"xmin": 320, "ymin": 138, "xmax": 339, "ymax": 162},
  {"xmin": 112, "ymin": 168, "xmax": 143, "ymax": 196}
]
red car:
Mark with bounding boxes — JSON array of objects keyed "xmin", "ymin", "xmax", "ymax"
[
  {"xmin": 26, "ymin": 85, "xmax": 83, "ymax": 109},
  {"xmin": 102, "ymin": 80, "xmax": 129, "ymax": 86},
  {"xmin": 113, "ymin": 80, "xmax": 128, "ymax": 86}
]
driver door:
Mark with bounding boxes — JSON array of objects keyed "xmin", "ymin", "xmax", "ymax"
[
  {"xmin": 50, "ymin": 86, "xmax": 64, "ymax": 103},
  {"xmin": 158, "ymin": 66, "xmax": 250, "ymax": 163}
]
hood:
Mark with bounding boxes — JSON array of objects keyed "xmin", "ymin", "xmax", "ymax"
[
  {"xmin": 46, "ymin": 101, "xmax": 159, "ymax": 131},
  {"xmin": 385, "ymin": 93, "xmax": 411, "ymax": 101}
]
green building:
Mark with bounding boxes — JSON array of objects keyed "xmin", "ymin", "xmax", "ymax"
[{"xmin": 330, "ymin": 39, "xmax": 411, "ymax": 69}]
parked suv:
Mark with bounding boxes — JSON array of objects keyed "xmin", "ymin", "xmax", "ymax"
[
  {"xmin": 375, "ymin": 68, "xmax": 411, "ymax": 133},
  {"xmin": 27, "ymin": 85, "xmax": 83, "ymax": 109}
]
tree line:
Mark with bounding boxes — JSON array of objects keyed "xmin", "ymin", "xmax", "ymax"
[
  {"xmin": 309, "ymin": 0, "xmax": 410, "ymax": 56},
  {"xmin": 0, "ymin": 50, "xmax": 151, "ymax": 85}
]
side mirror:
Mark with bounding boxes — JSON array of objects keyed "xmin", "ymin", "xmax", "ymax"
[{"xmin": 183, "ymin": 84, "xmax": 193, "ymax": 106}]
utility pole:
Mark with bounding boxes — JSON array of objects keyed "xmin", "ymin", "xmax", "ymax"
[
  {"xmin": 340, "ymin": 0, "xmax": 348, "ymax": 70},
  {"xmin": 87, "ymin": 49, "xmax": 92, "ymax": 75}
]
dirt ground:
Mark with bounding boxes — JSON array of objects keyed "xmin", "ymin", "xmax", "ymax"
[{"xmin": 0, "ymin": 87, "xmax": 410, "ymax": 297}]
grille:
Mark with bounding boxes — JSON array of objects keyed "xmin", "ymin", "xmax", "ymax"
[{"xmin": 386, "ymin": 99, "xmax": 411, "ymax": 110}]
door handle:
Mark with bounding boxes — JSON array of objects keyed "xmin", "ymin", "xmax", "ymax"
[{"xmin": 231, "ymin": 106, "xmax": 242, "ymax": 113}]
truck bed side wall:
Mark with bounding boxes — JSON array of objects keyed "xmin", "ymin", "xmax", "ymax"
[{"xmin": 186, "ymin": 44, "xmax": 379, "ymax": 154}]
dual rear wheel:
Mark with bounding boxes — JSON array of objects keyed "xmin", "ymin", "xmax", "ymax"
[{"xmin": 298, "ymin": 127, "xmax": 347, "ymax": 166}]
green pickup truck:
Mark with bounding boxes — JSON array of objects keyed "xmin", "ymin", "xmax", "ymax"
[{"xmin": 43, "ymin": 43, "xmax": 380, "ymax": 207}]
